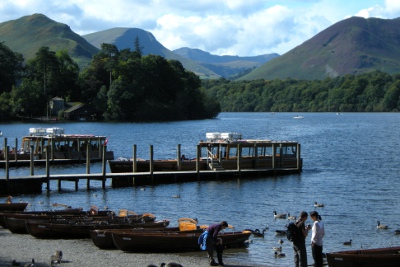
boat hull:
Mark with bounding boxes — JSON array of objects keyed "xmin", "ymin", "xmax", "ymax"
[
  {"xmin": 112, "ymin": 231, "xmax": 251, "ymax": 252},
  {"xmin": 26, "ymin": 219, "xmax": 170, "ymax": 239},
  {"xmin": 326, "ymin": 246, "xmax": 400, "ymax": 267},
  {"xmin": 90, "ymin": 227, "xmax": 203, "ymax": 249}
]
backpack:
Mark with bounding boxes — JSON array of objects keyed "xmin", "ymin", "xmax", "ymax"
[{"xmin": 286, "ymin": 222, "xmax": 298, "ymax": 242}]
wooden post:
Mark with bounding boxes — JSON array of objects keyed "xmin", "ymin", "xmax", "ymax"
[
  {"xmin": 254, "ymin": 143, "xmax": 258, "ymax": 169},
  {"xmin": 296, "ymin": 143, "xmax": 301, "ymax": 171},
  {"xmin": 272, "ymin": 143, "xmax": 276, "ymax": 171},
  {"xmin": 177, "ymin": 144, "xmax": 181, "ymax": 171},
  {"xmin": 77, "ymin": 138, "xmax": 81, "ymax": 161},
  {"xmin": 45, "ymin": 145, "xmax": 50, "ymax": 191},
  {"xmin": 51, "ymin": 138, "xmax": 54, "ymax": 161},
  {"xmin": 279, "ymin": 144, "xmax": 283, "ymax": 168},
  {"xmin": 86, "ymin": 140, "xmax": 91, "ymax": 174},
  {"xmin": 133, "ymin": 145, "xmax": 137, "ymax": 173},
  {"xmin": 75, "ymin": 179, "xmax": 78, "ymax": 191},
  {"xmin": 237, "ymin": 144, "xmax": 242, "ymax": 173},
  {"xmin": 30, "ymin": 145, "xmax": 34, "ymax": 176},
  {"xmin": 58, "ymin": 179, "xmax": 61, "ymax": 191},
  {"xmin": 5, "ymin": 144, "xmax": 9, "ymax": 182},
  {"xmin": 14, "ymin": 138, "xmax": 18, "ymax": 163},
  {"xmin": 86, "ymin": 140, "xmax": 91, "ymax": 189},
  {"xmin": 102, "ymin": 145, "xmax": 106, "ymax": 189},
  {"xmin": 149, "ymin": 145, "xmax": 154, "ymax": 183},
  {"xmin": 196, "ymin": 144, "xmax": 200, "ymax": 179}
]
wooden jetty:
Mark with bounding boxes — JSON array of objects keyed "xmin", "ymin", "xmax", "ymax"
[{"xmin": 1, "ymin": 135, "xmax": 302, "ymax": 195}]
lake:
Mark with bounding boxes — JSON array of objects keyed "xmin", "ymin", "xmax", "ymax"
[{"xmin": 1, "ymin": 112, "xmax": 400, "ymax": 266}]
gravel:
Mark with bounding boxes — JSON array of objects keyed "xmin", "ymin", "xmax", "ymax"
[{"xmin": 0, "ymin": 228, "xmax": 270, "ymax": 267}]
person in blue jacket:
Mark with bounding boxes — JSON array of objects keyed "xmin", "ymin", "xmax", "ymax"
[{"xmin": 205, "ymin": 221, "xmax": 228, "ymax": 266}]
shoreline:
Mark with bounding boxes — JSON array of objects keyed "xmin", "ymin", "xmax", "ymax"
[{"xmin": 0, "ymin": 228, "xmax": 270, "ymax": 267}]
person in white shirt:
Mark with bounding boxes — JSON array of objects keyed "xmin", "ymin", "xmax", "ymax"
[{"xmin": 310, "ymin": 211, "xmax": 325, "ymax": 267}]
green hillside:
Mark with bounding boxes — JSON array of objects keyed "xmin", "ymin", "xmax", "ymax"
[
  {"xmin": 0, "ymin": 13, "xmax": 98, "ymax": 69},
  {"xmin": 83, "ymin": 28, "xmax": 220, "ymax": 78},
  {"xmin": 240, "ymin": 16, "xmax": 400, "ymax": 81}
]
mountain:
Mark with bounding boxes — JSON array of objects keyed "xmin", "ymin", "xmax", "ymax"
[
  {"xmin": 0, "ymin": 13, "xmax": 98, "ymax": 69},
  {"xmin": 240, "ymin": 16, "xmax": 400, "ymax": 80},
  {"xmin": 173, "ymin": 47, "xmax": 279, "ymax": 78},
  {"xmin": 83, "ymin": 28, "xmax": 220, "ymax": 78}
]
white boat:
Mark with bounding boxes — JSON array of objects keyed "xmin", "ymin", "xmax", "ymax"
[
  {"xmin": 0, "ymin": 128, "xmax": 114, "ymax": 166},
  {"xmin": 293, "ymin": 116, "xmax": 304, "ymax": 119}
]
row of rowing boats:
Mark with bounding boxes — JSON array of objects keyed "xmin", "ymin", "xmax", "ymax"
[{"xmin": 0, "ymin": 202, "xmax": 251, "ymax": 253}]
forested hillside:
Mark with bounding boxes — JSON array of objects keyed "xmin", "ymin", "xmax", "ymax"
[{"xmin": 204, "ymin": 71, "xmax": 400, "ymax": 112}]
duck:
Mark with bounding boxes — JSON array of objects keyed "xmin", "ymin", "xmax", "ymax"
[
  {"xmin": 275, "ymin": 229, "xmax": 287, "ymax": 236},
  {"xmin": 243, "ymin": 227, "xmax": 267, "ymax": 237},
  {"xmin": 272, "ymin": 246, "xmax": 282, "ymax": 252},
  {"xmin": 23, "ymin": 259, "xmax": 35, "ymax": 267},
  {"xmin": 343, "ymin": 239, "xmax": 352, "ymax": 245},
  {"xmin": 160, "ymin": 263, "xmax": 183, "ymax": 267},
  {"xmin": 377, "ymin": 221, "xmax": 388, "ymax": 229},
  {"xmin": 172, "ymin": 195, "xmax": 181, "ymax": 198},
  {"xmin": 273, "ymin": 211, "xmax": 287, "ymax": 219},
  {"xmin": 278, "ymin": 238, "xmax": 284, "ymax": 245},
  {"xmin": 274, "ymin": 251, "xmax": 286, "ymax": 258},
  {"xmin": 314, "ymin": 201, "xmax": 324, "ymax": 207},
  {"xmin": 287, "ymin": 213, "xmax": 296, "ymax": 220},
  {"xmin": 394, "ymin": 230, "xmax": 400, "ymax": 235}
]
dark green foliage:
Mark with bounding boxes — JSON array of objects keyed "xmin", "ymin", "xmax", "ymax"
[
  {"xmin": 0, "ymin": 42, "xmax": 24, "ymax": 93},
  {"xmin": 81, "ymin": 44, "xmax": 220, "ymax": 121},
  {"xmin": 203, "ymin": 71, "xmax": 400, "ymax": 112}
]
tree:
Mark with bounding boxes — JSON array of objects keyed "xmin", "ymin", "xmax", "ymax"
[{"xmin": 0, "ymin": 42, "xmax": 24, "ymax": 93}]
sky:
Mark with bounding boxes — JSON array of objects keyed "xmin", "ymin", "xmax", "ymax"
[{"xmin": 1, "ymin": 0, "xmax": 400, "ymax": 56}]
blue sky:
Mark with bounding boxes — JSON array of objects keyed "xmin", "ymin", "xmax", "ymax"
[{"xmin": 1, "ymin": 0, "xmax": 399, "ymax": 56}]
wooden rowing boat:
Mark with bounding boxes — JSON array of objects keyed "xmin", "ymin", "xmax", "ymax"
[
  {"xmin": 26, "ymin": 219, "xmax": 170, "ymax": 239},
  {"xmin": 326, "ymin": 246, "xmax": 400, "ymax": 267},
  {"xmin": 112, "ymin": 230, "xmax": 251, "ymax": 252},
  {"xmin": 0, "ymin": 203, "xmax": 28, "ymax": 212},
  {"xmin": 91, "ymin": 226, "xmax": 205, "ymax": 249}
]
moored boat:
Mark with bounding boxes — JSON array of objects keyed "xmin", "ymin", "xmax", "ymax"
[
  {"xmin": 26, "ymin": 218, "xmax": 170, "ymax": 239},
  {"xmin": 0, "ymin": 202, "xmax": 28, "ymax": 212},
  {"xmin": 326, "ymin": 246, "xmax": 400, "ymax": 267},
  {"xmin": 0, "ymin": 127, "xmax": 114, "ymax": 167},
  {"xmin": 112, "ymin": 230, "xmax": 251, "ymax": 252},
  {"xmin": 109, "ymin": 132, "xmax": 302, "ymax": 173},
  {"xmin": 90, "ymin": 217, "xmax": 205, "ymax": 249}
]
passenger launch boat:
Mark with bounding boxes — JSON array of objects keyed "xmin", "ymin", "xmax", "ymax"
[
  {"xmin": 0, "ymin": 128, "xmax": 114, "ymax": 167},
  {"xmin": 108, "ymin": 132, "xmax": 302, "ymax": 173}
]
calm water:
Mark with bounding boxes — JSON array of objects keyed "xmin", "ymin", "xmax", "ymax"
[{"xmin": 1, "ymin": 113, "xmax": 400, "ymax": 267}]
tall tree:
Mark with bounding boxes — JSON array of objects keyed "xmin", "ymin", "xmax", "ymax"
[{"xmin": 0, "ymin": 42, "xmax": 24, "ymax": 93}]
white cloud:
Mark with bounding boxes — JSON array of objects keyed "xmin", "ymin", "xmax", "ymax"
[{"xmin": 1, "ymin": 1, "xmax": 400, "ymax": 56}]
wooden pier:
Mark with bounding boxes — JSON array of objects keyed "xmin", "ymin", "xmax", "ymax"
[{"xmin": 1, "ymin": 139, "xmax": 302, "ymax": 195}]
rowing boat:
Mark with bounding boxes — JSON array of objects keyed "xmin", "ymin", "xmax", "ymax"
[
  {"xmin": 326, "ymin": 246, "xmax": 400, "ymax": 267},
  {"xmin": 112, "ymin": 230, "xmax": 251, "ymax": 252}
]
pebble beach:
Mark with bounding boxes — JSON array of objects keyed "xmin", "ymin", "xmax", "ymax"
[{"xmin": 0, "ymin": 228, "xmax": 270, "ymax": 267}]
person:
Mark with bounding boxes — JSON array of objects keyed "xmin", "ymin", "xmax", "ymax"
[
  {"xmin": 293, "ymin": 211, "xmax": 311, "ymax": 267},
  {"xmin": 310, "ymin": 211, "xmax": 325, "ymax": 267},
  {"xmin": 181, "ymin": 154, "xmax": 188, "ymax": 161},
  {"xmin": 203, "ymin": 221, "xmax": 228, "ymax": 266}
]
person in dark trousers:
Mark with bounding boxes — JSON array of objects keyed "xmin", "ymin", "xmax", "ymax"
[
  {"xmin": 293, "ymin": 211, "xmax": 311, "ymax": 267},
  {"xmin": 310, "ymin": 211, "xmax": 325, "ymax": 267},
  {"xmin": 205, "ymin": 221, "xmax": 228, "ymax": 266}
]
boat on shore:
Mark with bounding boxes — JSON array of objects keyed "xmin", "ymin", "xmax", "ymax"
[
  {"xmin": 326, "ymin": 246, "xmax": 400, "ymax": 267},
  {"xmin": 0, "ymin": 127, "xmax": 114, "ymax": 167},
  {"xmin": 90, "ymin": 217, "xmax": 205, "ymax": 249},
  {"xmin": 112, "ymin": 230, "xmax": 251, "ymax": 252},
  {"xmin": 0, "ymin": 202, "xmax": 28, "ymax": 212},
  {"xmin": 108, "ymin": 132, "xmax": 302, "ymax": 173},
  {"xmin": 26, "ymin": 218, "xmax": 170, "ymax": 239}
]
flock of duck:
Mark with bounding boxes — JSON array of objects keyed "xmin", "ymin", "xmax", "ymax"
[{"xmin": 247, "ymin": 201, "xmax": 400, "ymax": 260}]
